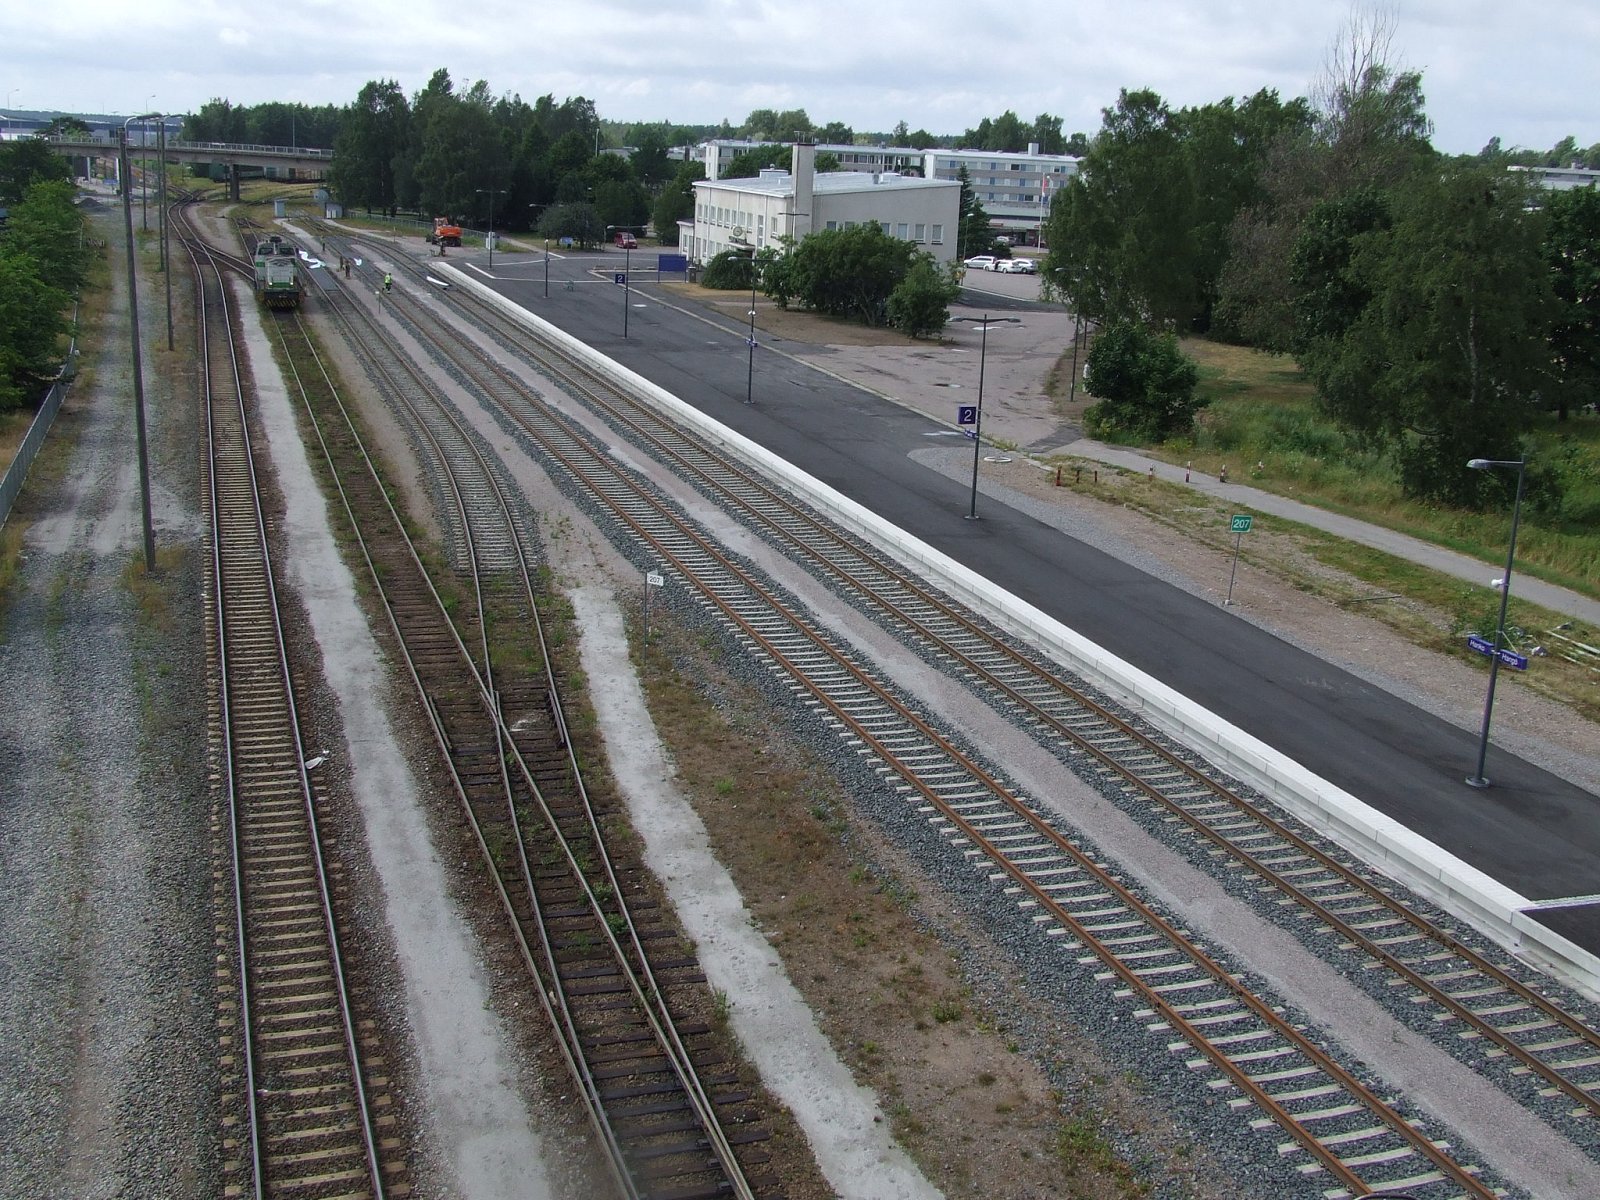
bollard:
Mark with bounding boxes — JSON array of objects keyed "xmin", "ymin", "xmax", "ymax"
[
  {"xmin": 1074, "ymin": 466, "xmax": 1082, "ymax": 484},
  {"xmin": 1054, "ymin": 465, "xmax": 1062, "ymax": 487},
  {"xmin": 1185, "ymin": 460, "xmax": 1191, "ymax": 483}
]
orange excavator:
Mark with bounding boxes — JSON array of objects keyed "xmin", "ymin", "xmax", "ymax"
[{"xmin": 426, "ymin": 216, "xmax": 462, "ymax": 247}]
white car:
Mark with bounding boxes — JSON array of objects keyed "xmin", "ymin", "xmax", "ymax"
[
  {"xmin": 962, "ymin": 255, "xmax": 997, "ymax": 271},
  {"xmin": 995, "ymin": 258, "xmax": 1035, "ymax": 274}
]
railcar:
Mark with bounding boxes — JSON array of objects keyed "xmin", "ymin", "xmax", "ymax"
[{"xmin": 252, "ymin": 233, "xmax": 303, "ymax": 310}]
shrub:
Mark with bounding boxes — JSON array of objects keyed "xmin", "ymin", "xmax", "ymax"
[{"xmin": 1082, "ymin": 320, "xmax": 1205, "ymax": 440}]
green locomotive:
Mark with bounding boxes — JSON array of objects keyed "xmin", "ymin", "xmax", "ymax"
[{"xmin": 252, "ymin": 234, "xmax": 303, "ymax": 310}]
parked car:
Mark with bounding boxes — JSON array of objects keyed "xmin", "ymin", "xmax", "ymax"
[
  {"xmin": 962, "ymin": 255, "xmax": 997, "ymax": 271},
  {"xmin": 614, "ymin": 230, "xmax": 638, "ymax": 248},
  {"xmin": 996, "ymin": 258, "xmax": 1037, "ymax": 274}
]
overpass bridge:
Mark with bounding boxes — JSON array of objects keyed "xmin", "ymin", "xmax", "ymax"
[{"xmin": 44, "ymin": 136, "xmax": 332, "ymax": 197}]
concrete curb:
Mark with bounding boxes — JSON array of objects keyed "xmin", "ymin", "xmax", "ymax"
[{"xmin": 443, "ymin": 263, "xmax": 1600, "ymax": 1002}]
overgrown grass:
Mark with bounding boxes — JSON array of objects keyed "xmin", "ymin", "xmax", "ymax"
[{"xmin": 1111, "ymin": 339, "xmax": 1600, "ymax": 600}]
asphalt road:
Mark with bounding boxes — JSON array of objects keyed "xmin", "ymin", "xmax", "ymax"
[{"xmin": 471, "ymin": 244, "xmax": 1600, "ymax": 955}]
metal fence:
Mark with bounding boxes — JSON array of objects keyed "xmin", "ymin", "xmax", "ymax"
[{"xmin": 0, "ymin": 368, "xmax": 72, "ymax": 531}]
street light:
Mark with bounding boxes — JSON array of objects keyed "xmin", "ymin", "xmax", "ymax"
[
  {"xmin": 1464, "ymin": 456, "xmax": 1528, "ymax": 789},
  {"xmin": 141, "ymin": 98, "xmax": 154, "ymax": 230},
  {"xmin": 476, "ymin": 186, "xmax": 505, "ymax": 269},
  {"xmin": 745, "ymin": 256, "xmax": 760, "ymax": 405},
  {"xmin": 606, "ymin": 226, "xmax": 631, "ymax": 339},
  {"xmin": 118, "ymin": 114, "xmax": 163, "ymax": 573},
  {"xmin": 948, "ymin": 314, "xmax": 1021, "ymax": 520},
  {"xmin": 544, "ymin": 238, "xmax": 550, "ymax": 298}
]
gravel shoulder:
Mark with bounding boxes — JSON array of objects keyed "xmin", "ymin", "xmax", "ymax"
[{"xmin": 0, "ymin": 201, "xmax": 217, "ymax": 1199}]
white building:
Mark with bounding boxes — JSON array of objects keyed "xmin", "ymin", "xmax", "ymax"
[
  {"xmin": 1509, "ymin": 163, "xmax": 1600, "ymax": 192},
  {"xmin": 683, "ymin": 143, "xmax": 961, "ymax": 266},
  {"xmin": 920, "ymin": 144, "xmax": 1080, "ymax": 245},
  {"xmin": 687, "ymin": 138, "xmax": 1080, "ymax": 246}
]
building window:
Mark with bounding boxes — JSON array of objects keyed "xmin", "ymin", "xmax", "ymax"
[
  {"xmin": 880, "ymin": 222, "xmax": 891, "ymax": 234},
  {"xmin": 825, "ymin": 220, "xmax": 838, "ymax": 230},
  {"xmin": 896, "ymin": 222, "xmax": 909, "ymax": 239},
  {"xmin": 931, "ymin": 224, "xmax": 944, "ymax": 244},
  {"xmin": 914, "ymin": 222, "xmax": 926, "ymax": 241}
]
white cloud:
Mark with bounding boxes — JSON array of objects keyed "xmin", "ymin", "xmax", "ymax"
[{"xmin": 1, "ymin": 0, "xmax": 1592, "ymax": 153}]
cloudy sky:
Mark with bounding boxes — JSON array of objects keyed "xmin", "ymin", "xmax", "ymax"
[{"xmin": 3, "ymin": 1, "xmax": 1594, "ymax": 155}]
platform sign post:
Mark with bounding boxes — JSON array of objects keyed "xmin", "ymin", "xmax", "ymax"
[
  {"xmin": 1225, "ymin": 514, "xmax": 1252, "ymax": 606},
  {"xmin": 644, "ymin": 570, "xmax": 664, "ymax": 639}
]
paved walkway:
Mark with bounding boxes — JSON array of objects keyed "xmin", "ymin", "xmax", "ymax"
[{"xmin": 1066, "ymin": 439, "xmax": 1600, "ymax": 629}]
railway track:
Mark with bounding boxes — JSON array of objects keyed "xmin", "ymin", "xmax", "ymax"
[
  {"xmin": 265, "ymin": 231, "xmax": 774, "ymax": 1199},
  {"xmin": 309, "ymin": 240, "xmax": 1600, "ymax": 1196},
  {"xmin": 173, "ymin": 203, "xmax": 400, "ymax": 1199},
  {"xmin": 406, "ymin": 249, "xmax": 1600, "ymax": 1109}
]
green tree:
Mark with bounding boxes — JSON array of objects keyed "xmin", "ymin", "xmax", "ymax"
[
  {"xmin": 723, "ymin": 144, "xmax": 790, "ymax": 180},
  {"xmin": 1043, "ymin": 89, "xmax": 1195, "ymax": 327},
  {"xmin": 816, "ymin": 121, "xmax": 853, "ymax": 144},
  {"xmin": 1294, "ymin": 165, "xmax": 1553, "ymax": 504},
  {"xmin": 955, "ymin": 166, "xmax": 991, "ymax": 258},
  {"xmin": 184, "ymin": 99, "xmax": 249, "ymax": 143},
  {"xmin": 538, "ymin": 201, "xmax": 602, "ymax": 247},
  {"xmin": 330, "ymin": 79, "xmax": 410, "ymax": 214},
  {"xmin": 782, "ymin": 223, "xmax": 919, "ymax": 326},
  {"xmin": 629, "ymin": 125, "xmax": 674, "ymax": 189},
  {"xmin": 701, "ymin": 249, "xmax": 756, "ymax": 289},
  {"xmin": 886, "ymin": 256, "xmax": 961, "ymax": 338},
  {"xmin": 0, "ymin": 139, "xmax": 71, "ymax": 206},
  {"xmin": 3, "ymin": 179, "xmax": 87, "ymax": 293},
  {"xmin": 1541, "ymin": 185, "xmax": 1600, "ymax": 420},
  {"xmin": 651, "ymin": 160, "xmax": 704, "ymax": 246},
  {"xmin": 1215, "ymin": 8, "xmax": 1434, "ymax": 348},
  {"xmin": 413, "ymin": 84, "xmax": 504, "ymax": 222},
  {"xmin": 1031, "ymin": 113, "xmax": 1065, "ymax": 154},
  {"xmin": 1289, "ymin": 186, "xmax": 1390, "ymax": 353},
  {"xmin": 0, "ymin": 247, "xmax": 69, "ymax": 409},
  {"xmin": 40, "ymin": 116, "xmax": 91, "ymax": 139},
  {"xmin": 962, "ymin": 111, "xmax": 1029, "ymax": 152},
  {"xmin": 1081, "ymin": 321, "xmax": 1203, "ymax": 439}
]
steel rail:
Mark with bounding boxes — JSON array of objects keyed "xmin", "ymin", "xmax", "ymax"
[
  {"xmin": 324, "ymin": 260, "xmax": 761, "ymax": 1200},
  {"xmin": 283, "ymin": 252, "xmax": 756, "ymax": 1199},
  {"xmin": 434, "ymin": 278, "xmax": 1600, "ymax": 1126},
  {"xmin": 426, "ymin": 344, "xmax": 1500, "ymax": 1197},
  {"xmin": 175, "ymin": 203, "xmax": 387, "ymax": 1200}
]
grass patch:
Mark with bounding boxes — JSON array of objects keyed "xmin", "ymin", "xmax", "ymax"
[{"xmin": 1085, "ymin": 337, "xmax": 1600, "ymax": 602}]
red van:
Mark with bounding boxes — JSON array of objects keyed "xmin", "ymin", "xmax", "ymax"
[{"xmin": 614, "ymin": 230, "xmax": 638, "ymax": 248}]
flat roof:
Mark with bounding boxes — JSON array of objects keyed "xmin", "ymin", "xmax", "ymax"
[{"xmin": 697, "ymin": 171, "xmax": 957, "ymax": 197}]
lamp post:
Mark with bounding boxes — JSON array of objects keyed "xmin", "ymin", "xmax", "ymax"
[
  {"xmin": 476, "ymin": 186, "xmax": 505, "ymax": 269},
  {"xmin": 1464, "ymin": 457, "xmax": 1528, "ymax": 789},
  {"xmin": 544, "ymin": 238, "xmax": 550, "ymax": 298},
  {"xmin": 141, "ymin": 99, "xmax": 154, "ymax": 230},
  {"xmin": 745, "ymin": 257, "xmax": 760, "ymax": 405},
  {"xmin": 949, "ymin": 315, "xmax": 1021, "ymax": 520},
  {"xmin": 157, "ymin": 116, "xmax": 172, "ymax": 349},
  {"xmin": 606, "ymin": 226, "xmax": 631, "ymax": 338},
  {"xmin": 119, "ymin": 115, "xmax": 162, "ymax": 573}
]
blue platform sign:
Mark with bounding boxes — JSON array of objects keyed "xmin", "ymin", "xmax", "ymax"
[
  {"xmin": 658, "ymin": 253, "xmax": 688, "ymax": 275},
  {"xmin": 957, "ymin": 405, "xmax": 978, "ymax": 426},
  {"xmin": 614, "ymin": 272, "xmax": 627, "ymax": 286},
  {"xmin": 1467, "ymin": 635, "xmax": 1529, "ymax": 670}
]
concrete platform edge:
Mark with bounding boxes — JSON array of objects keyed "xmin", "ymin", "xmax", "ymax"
[{"xmin": 447, "ymin": 266, "xmax": 1600, "ymax": 1003}]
